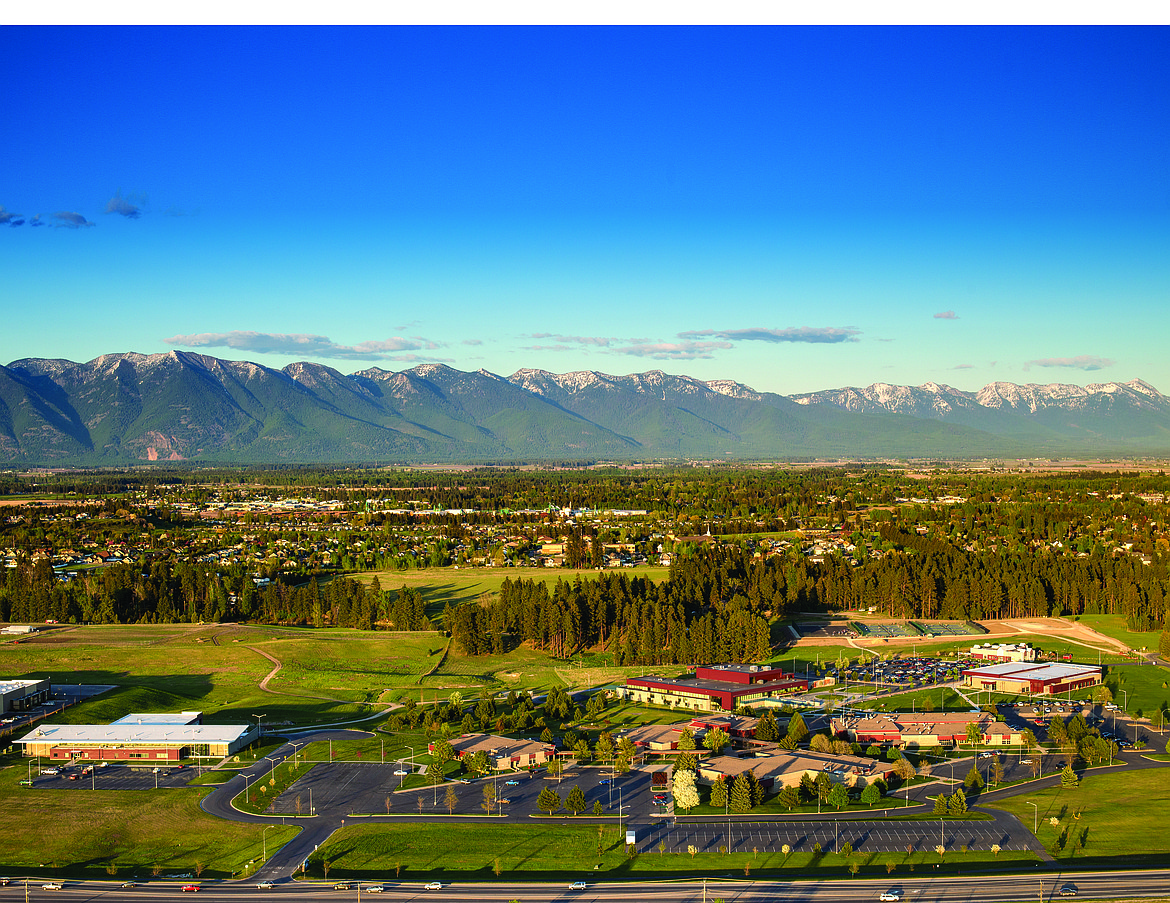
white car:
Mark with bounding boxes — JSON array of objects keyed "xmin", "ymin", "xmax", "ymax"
[
  {"xmin": 880, "ymin": 893, "xmax": 901, "ymax": 901},
  {"xmin": 42, "ymin": 883, "xmax": 63, "ymax": 890},
  {"xmin": 365, "ymin": 887, "xmax": 384, "ymax": 894},
  {"xmin": 425, "ymin": 882, "xmax": 443, "ymax": 890},
  {"xmin": 569, "ymin": 881, "xmax": 587, "ymax": 890},
  {"xmin": 256, "ymin": 881, "xmax": 274, "ymax": 889},
  {"xmin": 393, "ymin": 769, "xmax": 410, "ymax": 776}
]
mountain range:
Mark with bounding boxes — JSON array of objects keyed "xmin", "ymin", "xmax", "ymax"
[{"xmin": 2, "ymin": 351, "xmax": 1169, "ymax": 464}]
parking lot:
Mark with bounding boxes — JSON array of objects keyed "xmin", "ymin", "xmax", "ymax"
[
  {"xmin": 644, "ymin": 817, "xmax": 1035, "ymax": 855},
  {"xmin": 25, "ymin": 763, "xmax": 197, "ymax": 791},
  {"xmin": 268, "ymin": 763, "xmax": 655, "ymax": 819}
]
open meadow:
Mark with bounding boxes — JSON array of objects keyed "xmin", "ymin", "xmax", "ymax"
[
  {"xmin": 0, "ymin": 749, "xmax": 295, "ymax": 878},
  {"xmin": 985, "ymin": 766, "xmax": 1170, "ymax": 867}
]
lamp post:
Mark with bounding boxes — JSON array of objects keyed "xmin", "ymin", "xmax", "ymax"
[
  {"xmin": 262, "ymin": 825, "xmax": 274, "ymax": 861},
  {"xmin": 264, "ymin": 755, "xmax": 278, "ymax": 784},
  {"xmin": 309, "ymin": 786, "xmax": 313, "ymax": 816},
  {"xmin": 251, "ymin": 713, "xmax": 266, "ymax": 746},
  {"xmin": 244, "ymin": 772, "xmax": 253, "ymax": 804},
  {"xmin": 1026, "ymin": 800, "xmax": 1037, "ymax": 833},
  {"xmin": 289, "ymin": 741, "xmax": 304, "ymax": 766}
]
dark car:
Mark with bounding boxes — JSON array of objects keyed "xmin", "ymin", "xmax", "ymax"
[{"xmin": 1059, "ymin": 884, "xmax": 1078, "ymax": 897}]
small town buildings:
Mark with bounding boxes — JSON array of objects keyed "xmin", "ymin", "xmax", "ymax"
[
  {"xmin": 620, "ymin": 663, "xmax": 808, "ymax": 712},
  {"xmin": 440, "ymin": 732, "xmax": 555, "ymax": 770},
  {"xmin": 1, "ymin": 678, "xmax": 51, "ymax": 713},
  {"xmin": 698, "ymin": 748, "xmax": 892, "ymax": 792},
  {"xmin": 831, "ymin": 712, "xmax": 1023, "ymax": 748},
  {"xmin": 970, "ymin": 642, "xmax": 1036, "ymax": 663},
  {"xmin": 961, "ymin": 661, "xmax": 1102, "ymax": 696},
  {"xmin": 15, "ymin": 711, "xmax": 254, "ymax": 761}
]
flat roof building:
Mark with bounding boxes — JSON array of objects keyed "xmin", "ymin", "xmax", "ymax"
[
  {"xmin": 620, "ymin": 663, "xmax": 808, "ymax": 713},
  {"xmin": 962, "ymin": 661, "xmax": 1102, "ymax": 696},
  {"xmin": 15, "ymin": 713, "xmax": 254, "ymax": 761},
  {"xmin": 698, "ymin": 748, "xmax": 892, "ymax": 792},
  {"xmin": 1, "ymin": 678, "xmax": 51, "ymax": 713}
]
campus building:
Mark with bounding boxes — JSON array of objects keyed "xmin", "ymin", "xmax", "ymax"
[
  {"xmin": 961, "ymin": 661, "xmax": 1102, "ymax": 696},
  {"xmin": 15, "ymin": 711, "xmax": 254, "ymax": 761},
  {"xmin": 698, "ymin": 748, "xmax": 892, "ymax": 792},
  {"xmin": 439, "ymin": 733, "xmax": 555, "ymax": 770},
  {"xmin": 1, "ymin": 678, "xmax": 51, "ymax": 713},
  {"xmin": 831, "ymin": 712, "xmax": 1023, "ymax": 748},
  {"xmin": 969, "ymin": 643, "xmax": 1036, "ymax": 663},
  {"xmin": 619, "ymin": 663, "xmax": 808, "ymax": 712}
]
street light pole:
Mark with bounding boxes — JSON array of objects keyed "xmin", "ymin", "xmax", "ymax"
[
  {"xmin": 1026, "ymin": 800, "xmax": 1037, "ymax": 832},
  {"xmin": 263, "ymin": 825, "xmax": 274, "ymax": 860},
  {"xmin": 251, "ymin": 713, "xmax": 266, "ymax": 745}
]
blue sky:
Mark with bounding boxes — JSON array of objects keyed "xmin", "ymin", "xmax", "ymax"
[{"xmin": 2, "ymin": 25, "xmax": 1167, "ymax": 396}]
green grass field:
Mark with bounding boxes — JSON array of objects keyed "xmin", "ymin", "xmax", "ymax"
[
  {"xmin": 1102, "ymin": 663, "xmax": 1170, "ymax": 718},
  {"xmin": 306, "ymin": 822, "xmax": 1038, "ymax": 880},
  {"xmin": 0, "ymin": 751, "xmax": 295, "ymax": 879},
  {"xmin": 1074, "ymin": 615, "xmax": 1161, "ymax": 654},
  {"xmin": 985, "ymin": 767, "xmax": 1170, "ymax": 867}
]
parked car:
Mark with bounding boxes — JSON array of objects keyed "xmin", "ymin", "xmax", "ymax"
[{"xmin": 393, "ymin": 769, "xmax": 409, "ymax": 776}]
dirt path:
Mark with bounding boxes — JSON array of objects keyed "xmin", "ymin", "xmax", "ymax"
[{"xmin": 244, "ymin": 645, "xmax": 350, "ymax": 704}]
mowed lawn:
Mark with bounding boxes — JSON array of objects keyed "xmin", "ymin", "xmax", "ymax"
[
  {"xmin": 0, "ymin": 756, "xmax": 295, "ymax": 878},
  {"xmin": 308, "ymin": 823, "xmax": 1037, "ymax": 880},
  {"xmin": 985, "ymin": 766, "xmax": 1170, "ymax": 865}
]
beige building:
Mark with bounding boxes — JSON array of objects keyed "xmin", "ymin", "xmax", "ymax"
[
  {"xmin": 698, "ymin": 749, "xmax": 892, "ymax": 792},
  {"xmin": 441, "ymin": 733, "xmax": 554, "ymax": 770}
]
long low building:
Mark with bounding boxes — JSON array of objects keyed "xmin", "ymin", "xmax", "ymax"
[
  {"xmin": 832, "ymin": 712, "xmax": 1023, "ymax": 747},
  {"xmin": 699, "ymin": 748, "xmax": 893, "ymax": 792},
  {"xmin": 620, "ymin": 663, "xmax": 809, "ymax": 712},
  {"xmin": 962, "ymin": 661, "xmax": 1102, "ymax": 696},
  {"xmin": 437, "ymin": 733, "xmax": 555, "ymax": 770},
  {"xmin": 1, "ymin": 678, "xmax": 51, "ymax": 713},
  {"xmin": 16, "ymin": 711, "xmax": 254, "ymax": 761}
]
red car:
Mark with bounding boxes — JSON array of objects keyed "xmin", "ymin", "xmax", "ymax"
[{"xmin": 182, "ymin": 886, "xmax": 200, "ymax": 893}]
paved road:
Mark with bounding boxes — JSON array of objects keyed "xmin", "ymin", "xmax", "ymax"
[{"xmin": 4, "ymin": 869, "xmax": 1170, "ymax": 902}]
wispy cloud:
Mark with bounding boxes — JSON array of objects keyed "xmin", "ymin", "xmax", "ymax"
[
  {"xmin": 0, "ymin": 206, "xmax": 24, "ymax": 227},
  {"xmin": 526, "ymin": 333, "xmax": 620, "ymax": 348},
  {"xmin": 54, "ymin": 211, "xmax": 95, "ymax": 229},
  {"xmin": 934, "ymin": 310, "xmax": 959, "ymax": 320},
  {"xmin": 952, "ymin": 364, "xmax": 975, "ymax": 370},
  {"xmin": 28, "ymin": 214, "xmax": 46, "ymax": 227},
  {"xmin": 613, "ymin": 340, "xmax": 733, "ymax": 360},
  {"xmin": 165, "ymin": 330, "xmax": 442, "ymax": 361},
  {"xmin": 462, "ymin": 339, "xmax": 483, "ymax": 346},
  {"xmin": 1025, "ymin": 355, "xmax": 1115, "ymax": 372},
  {"xmin": 678, "ymin": 326, "xmax": 860, "ymax": 344},
  {"xmin": 105, "ymin": 190, "xmax": 144, "ymax": 219}
]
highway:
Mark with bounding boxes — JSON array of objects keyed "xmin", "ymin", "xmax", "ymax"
[{"xmin": 2, "ymin": 869, "xmax": 1170, "ymax": 902}]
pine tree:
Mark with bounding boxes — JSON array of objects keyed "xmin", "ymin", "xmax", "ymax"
[
  {"xmin": 565, "ymin": 784, "xmax": 587, "ymax": 814},
  {"xmin": 537, "ymin": 786, "xmax": 561, "ymax": 815},
  {"xmin": 710, "ymin": 775, "xmax": 728, "ymax": 808},
  {"xmin": 730, "ymin": 774, "xmax": 753, "ymax": 813}
]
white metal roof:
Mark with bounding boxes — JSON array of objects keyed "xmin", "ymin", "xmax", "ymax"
[
  {"xmin": 963, "ymin": 661, "xmax": 1100, "ymax": 681},
  {"xmin": 15, "ymin": 722, "xmax": 250, "ymax": 746},
  {"xmin": 112, "ymin": 712, "xmax": 202, "ymax": 726}
]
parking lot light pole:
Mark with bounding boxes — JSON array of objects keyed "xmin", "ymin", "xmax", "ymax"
[
  {"xmin": 251, "ymin": 713, "xmax": 265, "ymax": 747},
  {"xmin": 1026, "ymin": 800, "xmax": 1037, "ymax": 832},
  {"xmin": 263, "ymin": 825, "xmax": 274, "ymax": 860}
]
